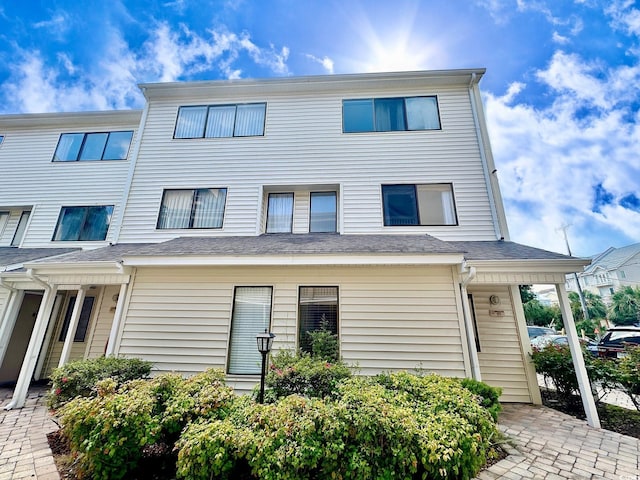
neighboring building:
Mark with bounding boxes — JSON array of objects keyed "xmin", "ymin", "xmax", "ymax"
[
  {"xmin": 0, "ymin": 70, "xmax": 591, "ymax": 411},
  {"xmin": 566, "ymin": 242, "xmax": 640, "ymax": 304}
]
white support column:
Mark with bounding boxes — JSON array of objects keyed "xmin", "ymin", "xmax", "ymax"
[
  {"xmin": 0, "ymin": 289, "xmax": 25, "ymax": 368},
  {"xmin": 58, "ymin": 287, "xmax": 86, "ymax": 367},
  {"xmin": 460, "ymin": 284, "xmax": 482, "ymax": 381},
  {"xmin": 5, "ymin": 284, "xmax": 58, "ymax": 410},
  {"xmin": 34, "ymin": 293, "xmax": 63, "ymax": 380},
  {"xmin": 105, "ymin": 283, "xmax": 129, "ymax": 356},
  {"xmin": 556, "ymin": 283, "xmax": 600, "ymax": 428}
]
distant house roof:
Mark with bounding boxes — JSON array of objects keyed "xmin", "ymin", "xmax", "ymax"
[
  {"xmin": 0, "ymin": 247, "xmax": 79, "ymax": 271},
  {"xmin": 583, "ymin": 242, "xmax": 640, "ymax": 273}
]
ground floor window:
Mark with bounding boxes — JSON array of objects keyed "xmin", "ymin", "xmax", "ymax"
[
  {"xmin": 58, "ymin": 296, "xmax": 95, "ymax": 342},
  {"xmin": 227, "ymin": 286, "xmax": 273, "ymax": 374},
  {"xmin": 298, "ymin": 286, "xmax": 338, "ymax": 353}
]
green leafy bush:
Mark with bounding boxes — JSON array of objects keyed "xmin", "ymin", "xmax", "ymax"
[
  {"xmin": 305, "ymin": 317, "xmax": 340, "ymax": 362},
  {"xmin": 177, "ymin": 373, "xmax": 499, "ymax": 480},
  {"xmin": 264, "ymin": 350, "xmax": 352, "ymax": 401},
  {"xmin": 48, "ymin": 356, "xmax": 152, "ymax": 409},
  {"xmin": 459, "ymin": 377, "xmax": 502, "ymax": 421},
  {"xmin": 617, "ymin": 345, "xmax": 640, "ymax": 411}
]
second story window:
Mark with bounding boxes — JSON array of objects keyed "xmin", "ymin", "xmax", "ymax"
[
  {"xmin": 382, "ymin": 184, "xmax": 457, "ymax": 226},
  {"xmin": 157, "ymin": 188, "xmax": 227, "ymax": 229},
  {"xmin": 11, "ymin": 211, "xmax": 30, "ymax": 246},
  {"xmin": 53, "ymin": 206, "xmax": 113, "ymax": 241},
  {"xmin": 310, "ymin": 192, "xmax": 337, "ymax": 233},
  {"xmin": 174, "ymin": 103, "xmax": 266, "ymax": 139},
  {"xmin": 53, "ymin": 131, "xmax": 133, "ymax": 162},
  {"xmin": 343, "ymin": 96, "xmax": 440, "ymax": 133},
  {"xmin": 266, "ymin": 193, "xmax": 294, "ymax": 233}
]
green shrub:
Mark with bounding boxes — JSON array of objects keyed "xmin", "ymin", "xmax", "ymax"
[
  {"xmin": 177, "ymin": 372, "xmax": 499, "ymax": 480},
  {"xmin": 264, "ymin": 350, "xmax": 352, "ymax": 401},
  {"xmin": 48, "ymin": 356, "xmax": 152, "ymax": 409},
  {"xmin": 306, "ymin": 317, "xmax": 340, "ymax": 362},
  {"xmin": 459, "ymin": 377, "xmax": 502, "ymax": 421},
  {"xmin": 617, "ymin": 345, "xmax": 640, "ymax": 411}
]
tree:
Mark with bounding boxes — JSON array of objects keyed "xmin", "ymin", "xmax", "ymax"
[
  {"xmin": 609, "ymin": 286, "xmax": 640, "ymax": 326},
  {"xmin": 568, "ymin": 291, "xmax": 606, "ymax": 322},
  {"xmin": 523, "ymin": 298, "xmax": 561, "ymax": 327},
  {"xmin": 519, "ymin": 285, "xmax": 536, "ymax": 304}
]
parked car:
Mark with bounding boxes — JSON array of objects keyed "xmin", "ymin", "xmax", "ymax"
[
  {"xmin": 530, "ymin": 334, "xmax": 595, "ymax": 353},
  {"xmin": 596, "ymin": 326, "xmax": 640, "ymax": 358},
  {"xmin": 527, "ymin": 326, "xmax": 556, "ymax": 339}
]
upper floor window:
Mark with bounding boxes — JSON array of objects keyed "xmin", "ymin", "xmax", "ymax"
[
  {"xmin": 174, "ymin": 103, "xmax": 266, "ymax": 139},
  {"xmin": 310, "ymin": 192, "xmax": 337, "ymax": 233},
  {"xmin": 382, "ymin": 183, "xmax": 457, "ymax": 226},
  {"xmin": 53, "ymin": 131, "xmax": 133, "ymax": 162},
  {"xmin": 157, "ymin": 188, "xmax": 227, "ymax": 229},
  {"xmin": 0, "ymin": 135, "xmax": 4, "ymax": 145},
  {"xmin": 11, "ymin": 211, "xmax": 30, "ymax": 246},
  {"xmin": 266, "ymin": 192, "xmax": 294, "ymax": 233},
  {"xmin": 53, "ymin": 206, "xmax": 113, "ymax": 241},
  {"xmin": 343, "ymin": 96, "xmax": 440, "ymax": 133}
]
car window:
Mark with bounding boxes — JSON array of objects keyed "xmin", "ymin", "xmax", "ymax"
[{"xmin": 609, "ymin": 331, "xmax": 640, "ymax": 342}]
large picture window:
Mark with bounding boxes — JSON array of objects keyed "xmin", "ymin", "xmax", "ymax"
[
  {"xmin": 343, "ymin": 96, "xmax": 440, "ymax": 133},
  {"xmin": 157, "ymin": 188, "xmax": 227, "ymax": 229},
  {"xmin": 53, "ymin": 131, "xmax": 133, "ymax": 161},
  {"xmin": 266, "ymin": 193, "xmax": 294, "ymax": 233},
  {"xmin": 299, "ymin": 287, "xmax": 338, "ymax": 354},
  {"xmin": 309, "ymin": 192, "xmax": 337, "ymax": 233},
  {"xmin": 53, "ymin": 206, "xmax": 113, "ymax": 241},
  {"xmin": 227, "ymin": 287, "xmax": 273, "ymax": 374},
  {"xmin": 382, "ymin": 184, "xmax": 457, "ymax": 226},
  {"xmin": 174, "ymin": 103, "xmax": 266, "ymax": 139}
]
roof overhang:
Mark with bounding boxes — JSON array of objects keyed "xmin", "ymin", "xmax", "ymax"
[{"xmin": 0, "ymin": 110, "xmax": 142, "ymax": 129}]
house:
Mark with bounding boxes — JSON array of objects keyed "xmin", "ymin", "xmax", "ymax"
[
  {"xmin": 0, "ymin": 69, "xmax": 598, "ymax": 425},
  {"xmin": 566, "ymin": 242, "xmax": 640, "ymax": 304}
]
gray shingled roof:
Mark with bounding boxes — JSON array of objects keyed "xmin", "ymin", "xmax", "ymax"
[
  {"xmin": 25, "ymin": 235, "xmax": 580, "ymax": 266},
  {"xmin": 583, "ymin": 242, "xmax": 640, "ymax": 272},
  {"xmin": 0, "ymin": 247, "xmax": 79, "ymax": 270}
]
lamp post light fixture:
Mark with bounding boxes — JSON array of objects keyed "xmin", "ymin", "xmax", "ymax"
[{"xmin": 256, "ymin": 329, "xmax": 276, "ymax": 404}]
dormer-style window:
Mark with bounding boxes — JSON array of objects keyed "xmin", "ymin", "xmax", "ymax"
[
  {"xmin": 53, "ymin": 206, "xmax": 113, "ymax": 241},
  {"xmin": 53, "ymin": 131, "xmax": 133, "ymax": 161},
  {"xmin": 343, "ymin": 96, "xmax": 440, "ymax": 133},
  {"xmin": 382, "ymin": 183, "xmax": 457, "ymax": 226},
  {"xmin": 174, "ymin": 103, "xmax": 266, "ymax": 139}
]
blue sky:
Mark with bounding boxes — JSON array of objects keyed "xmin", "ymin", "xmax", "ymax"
[{"xmin": 1, "ymin": 0, "xmax": 639, "ymax": 257}]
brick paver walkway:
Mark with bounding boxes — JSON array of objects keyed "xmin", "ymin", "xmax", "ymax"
[{"xmin": 0, "ymin": 387, "xmax": 638, "ymax": 479}]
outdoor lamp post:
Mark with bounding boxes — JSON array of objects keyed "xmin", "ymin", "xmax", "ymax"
[{"xmin": 256, "ymin": 329, "xmax": 276, "ymax": 404}]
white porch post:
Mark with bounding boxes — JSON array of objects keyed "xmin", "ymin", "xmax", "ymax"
[
  {"xmin": 556, "ymin": 283, "xmax": 600, "ymax": 428},
  {"xmin": 58, "ymin": 287, "xmax": 87, "ymax": 367},
  {"xmin": 0, "ymin": 289, "xmax": 24, "ymax": 368},
  {"xmin": 460, "ymin": 284, "xmax": 482, "ymax": 380},
  {"xmin": 105, "ymin": 283, "xmax": 129, "ymax": 356},
  {"xmin": 34, "ymin": 294, "xmax": 63, "ymax": 380},
  {"xmin": 5, "ymin": 283, "xmax": 58, "ymax": 410}
]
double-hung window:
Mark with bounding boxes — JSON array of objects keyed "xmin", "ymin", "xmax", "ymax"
[
  {"xmin": 53, "ymin": 131, "xmax": 133, "ymax": 161},
  {"xmin": 174, "ymin": 103, "xmax": 266, "ymax": 138},
  {"xmin": 227, "ymin": 287, "xmax": 273, "ymax": 374},
  {"xmin": 343, "ymin": 96, "xmax": 440, "ymax": 133},
  {"xmin": 266, "ymin": 193, "xmax": 294, "ymax": 233},
  {"xmin": 298, "ymin": 287, "xmax": 339, "ymax": 354},
  {"xmin": 382, "ymin": 184, "xmax": 457, "ymax": 226},
  {"xmin": 53, "ymin": 206, "xmax": 113, "ymax": 241},
  {"xmin": 157, "ymin": 188, "xmax": 227, "ymax": 229}
]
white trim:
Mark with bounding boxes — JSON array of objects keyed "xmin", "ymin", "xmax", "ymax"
[
  {"xmin": 58, "ymin": 287, "xmax": 87, "ymax": 367},
  {"xmin": 34, "ymin": 293, "xmax": 63, "ymax": 380},
  {"xmin": 105, "ymin": 283, "xmax": 129, "ymax": 356}
]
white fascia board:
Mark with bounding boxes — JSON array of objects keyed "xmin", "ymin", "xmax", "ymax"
[
  {"xmin": 0, "ymin": 110, "xmax": 142, "ymax": 129},
  {"xmin": 466, "ymin": 258, "xmax": 592, "ymax": 274},
  {"xmin": 123, "ymin": 253, "xmax": 465, "ymax": 267},
  {"xmin": 139, "ymin": 69, "xmax": 486, "ymax": 101},
  {"xmin": 22, "ymin": 261, "xmax": 129, "ymax": 276}
]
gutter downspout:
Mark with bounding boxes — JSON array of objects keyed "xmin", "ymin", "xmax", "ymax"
[{"xmin": 460, "ymin": 263, "xmax": 482, "ymax": 380}]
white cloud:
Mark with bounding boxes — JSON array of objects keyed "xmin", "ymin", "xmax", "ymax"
[
  {"xmin": 305, "ymin": 54, "xmax": 335, "ymax": 74},
  {"xmin": 32, "ymin": 12, "xmax": 70, "ymax": 39},
  {"xmin": 552, "ymin": 31, "xmax": 570, "ymax": 44},
  {"xmin": 485, "ymin": 50, "xmax": 640, "ymax": 255}
]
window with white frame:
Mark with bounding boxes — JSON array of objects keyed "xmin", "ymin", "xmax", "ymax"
[
  {"xmin": 227, "ymin": 286, "xmax": 273, "ymax": 374},
  {"xmin": 157, "ymin": 188, "xmax": 227, "ymax": 229},
  {"xmin": 11, "ymin": 211, "xmax": 30, "ymax": 246},
  {"xmin": 53, "ymin": 131, "xmax": 133, "ymax": 161},
  {"xmin": 298, "ymin": 286, "xmax": 338, "ymax": 354},
  {"xmin": 343, "ymin": 96, "xmax": 440, "ymax": 133},
  {"xmin": 0, "ymin": 135, "xmax": 4, "ymax": 145},
  {"xmin": 174, "ymin": 103, "xmax": 266, "ymax": 139},
  {"xmin": 53, "ymin": 206, "xmax": 113, "ymax": 241},
  {"xmin": 309, "ymin": 192, "xmax": 337, "ymax": 233},
  {"xmin": 58, "ymin": 296, "xmax": 95, "ymax": 342},
  {"xmin": 266, "ymin": 192, "xmax": 294, "ymax": 233},
  {"xmin": 382, "ymin": 183, "xmax": 457, "ymax": 226}
]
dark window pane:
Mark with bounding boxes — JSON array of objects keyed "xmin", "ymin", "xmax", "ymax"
[
  {"xmin": 343, "ymin": 99, "xmax": 374, "ymax": 133},
  {"xmin": 54, "ymin": 208, "xmax": 86, "ymax": 241},
  {"xmin": 79, "ymin": 206, "xmax": 113, "ymax": 240},
  {"xmin": 298, "ymin": 287, "xmax": 338, "ymax": 354},
  {"xmin": 374, "ymin": 98, "xmax": 406, "ymax": 131},
  {"xmin": 310, "ymin": 192, "xmax": 337, "ymax": 233},
  {"xmin": 266, "ymin": 193, "xmax": 294, "ymax": 233},
  {"xmin": 58, "ymin": 296, "xmax": 95, "ymax": 342},
  {"xmin": 53, "ymin": 134, "xmax": 84, "ymax": 161},
  {"xmin": 103, "ymin": 131, "xmax": 133, "ymax": 159},
  {"xmin": 79, "ymin": 133, "xmax": 108, "ymax": 161},
  {"xmin": 382, "ymin": 185, "xmax": 418, "ymax": 226}
]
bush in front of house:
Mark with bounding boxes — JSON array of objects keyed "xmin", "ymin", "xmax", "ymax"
[
  {"xmin": 47, "ymin": 356, "xmax": 152, "ymax": 409},
  {"xmin": 617, "ymin": 346, "xmax": 640, "ymax": 411},
  {"xmin": 459, "ymin": 377, "xmax": 503, "ymax": 421},
  {"xmin": 176, "ymin": 373, "xmax": 499, "ymax": 480}
]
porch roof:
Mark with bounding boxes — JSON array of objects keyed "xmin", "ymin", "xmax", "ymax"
[
  {"xmin": 0, "ymin": 247, "xmax": 79, "ymax": 271},
  {"xmin": 450, "ymin": 241, "xmax": 579, "ymax": 261}
]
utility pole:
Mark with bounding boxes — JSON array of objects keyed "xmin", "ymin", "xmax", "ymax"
[{"xmin": 559, "ymin": 224, "xmax": 590, "ymax": 322}]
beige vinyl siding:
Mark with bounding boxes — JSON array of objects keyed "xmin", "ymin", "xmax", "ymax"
[
  {"xmin": 0, "ymin": 115, "xmax": 139, "ymax": 247},
  {"xmin": 118, "ymin": 85, "xmax": 496, "ymax": 243},
  {"xmin": 469, "ymin": 285, "xmax": 532, "ymax": 402},
  {"xmin": 86, "ymin": 285, "xmax": 119, "ymax": 358},
  {"xmin": 117, "ymin": 265, "xmax": 466, "ymax": 381}
]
